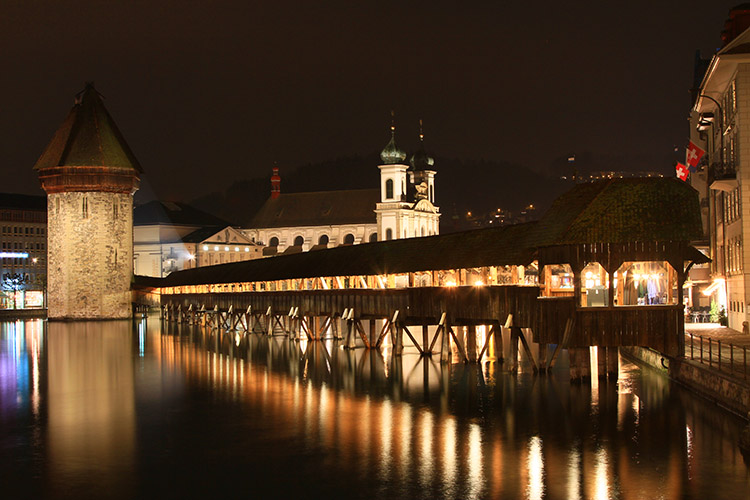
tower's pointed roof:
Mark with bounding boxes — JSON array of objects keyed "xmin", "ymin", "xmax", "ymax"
[{"xmin": 33, "ymin": 83, "xmax": 143, "ymax": 172}]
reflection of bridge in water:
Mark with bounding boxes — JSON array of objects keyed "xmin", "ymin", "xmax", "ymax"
[
  {"xmin": 140, "ymin": 178, "xmax": 709, "ymax": 380},
  {"xmin": 152, "ymin": 318, "xmax": 748, "ymax": 499}
]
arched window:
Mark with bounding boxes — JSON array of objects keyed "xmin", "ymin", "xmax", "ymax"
[
  {"xmin": 369, "ymin": 233, "xmax": 378, "ymax": 242},
  {"xmin": 429, "ymin": 184, "xmax": 434, "ymax": 202},
  {"xmin": 269, "ymin": 236, "xmax": 279, "ymax": 247},
  {"xmin": 386, "ymin": 228, "xmax": 393, "ymax": 241},
  {"xmin": 318, "ymin": 234, "xmax": 329, "ymax": 245},
  {"xmin": 294, "ymin": 235, "xmax": 304, "ymax": 246},
  {"xmin": 421, "ymin": 226, "xmax": 426, "ymax": 236},
  {"xmin": 343, "ymin": 233, "xmax": 355, "ymax": 245},
  {"xmin": 385, "ymin": 179, "xmax": 394, "ymax": 199}
]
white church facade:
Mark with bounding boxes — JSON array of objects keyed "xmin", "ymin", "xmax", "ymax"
[{"xmin": 245, "ymin": 122, "xmax": 440, "ymax": 254}]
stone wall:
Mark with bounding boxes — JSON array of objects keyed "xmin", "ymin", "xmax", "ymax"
[
  {"xmin": 47, "ymin": 191, "xmax": 133, "ymax": 319},
  {"xmin": 622, "ymin": 346, "xmax": 750, "ymax": 419}
]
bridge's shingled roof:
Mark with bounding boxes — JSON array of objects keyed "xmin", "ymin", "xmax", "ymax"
[
  {"xmin": 154, "ymin": 222, "xmax": 538, "ymax": 286},
  {"xmin": 139, "ymin": 178, "xmax": 706, "ymax": 288},
  {"xmin": 528, "ymin": 177, "xmax": 703, "ymax": 246},
  {"xmin": 247, "ymin": 189, "xmax": 379, "ymax": 228}
]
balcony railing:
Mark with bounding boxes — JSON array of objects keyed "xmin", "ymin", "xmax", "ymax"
[{"xmin": 710, "ymin": 162, "xmax": 737, "ymax": 191}]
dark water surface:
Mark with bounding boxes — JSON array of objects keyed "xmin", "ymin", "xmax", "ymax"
[{"xmin": 1, "ymin": 317, "xmax": 749, "ymax": 499}]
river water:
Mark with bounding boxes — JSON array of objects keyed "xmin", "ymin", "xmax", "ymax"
[{"xmin": 1, "ymin": 317, "xmax": 749, "ymax": 499}]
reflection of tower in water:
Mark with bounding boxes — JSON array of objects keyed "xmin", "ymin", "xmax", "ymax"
[{"xmin": 46, "ymin": 322, "xmax": 136, "ymax": 495}]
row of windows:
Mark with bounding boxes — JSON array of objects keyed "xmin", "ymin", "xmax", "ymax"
[
  {"xmin": 730, "ymin": 300, "xmax": 744, "ymax": 313},
  {"xmin": 1, "ymin": 226, "xmax": 45, "ymax": 236},
  {"xmin": 727, "ymin": 235, "xmax": 743, "ymax": 275},
  {"xmin": 268, "ymin": 233, "xmax": 377, "ymax": 248},
  {"xmin": 1, "ymin": 242, "xmax": 45, "ymax": 250},
  {"xmin": 0, "ymin": 211, "xmax": 45, "ymax": 223},
  {"xmin": 724, "ymin": 186, "xmax": 741, "ymax": 224},
  {"xmin": 1, "ymin": 258, "xmax": 43, "ymax": 266}
]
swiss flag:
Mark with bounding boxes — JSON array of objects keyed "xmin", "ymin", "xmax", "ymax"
[
  {"xmin": 686, "ymin": 140, "xmax": 705, "ymax": 170},
  {"xmin": 675, "ymin": 162, "xmax": 689, "ymax": 181}
]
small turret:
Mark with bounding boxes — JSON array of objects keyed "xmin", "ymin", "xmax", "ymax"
[{"xmin": 271, "ymin": 166, "xmax": 281, "ymax": 199}]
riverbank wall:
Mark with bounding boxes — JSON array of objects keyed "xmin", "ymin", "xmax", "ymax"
[
  {"xmin": 621, "ymin": 346, "xmax": 750, "ymax": 420},
  {"xmin": 0, "ymin": 309, "xmax": 47, "ymax": 321}
]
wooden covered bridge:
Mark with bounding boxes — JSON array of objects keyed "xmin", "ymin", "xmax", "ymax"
[{"xmin": 137, "ymin": 178, "xmax": 707, "ymax": 378}]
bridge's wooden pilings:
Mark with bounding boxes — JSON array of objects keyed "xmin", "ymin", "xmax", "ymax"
[{"xmin": 160, "ymin": 285, "xmax": 684, "ymax": 379}]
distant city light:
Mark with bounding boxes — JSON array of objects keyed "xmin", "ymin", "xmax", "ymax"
[
  {"xmin": 202, "ymin": 245, "xmax": 208, "ymax": 251},
  {"xmin": 0, "ymin": 252, "xmax": 28, "ymax": 258},
  {"xmin": 186, "ymin": 254, "xmax": 195, "ymax": 260},
  {"xmin": 244, "ymin": 247, "xmax": 249, "ymax": 252},
  {"xmin": 235, "ymin": 247, "xmax": 239, "ymax": 252}
]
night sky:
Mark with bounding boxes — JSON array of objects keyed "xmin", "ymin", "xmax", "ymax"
[{"xmin": 0, "ymin": 1, "xmax": 739, "ymax": 206}]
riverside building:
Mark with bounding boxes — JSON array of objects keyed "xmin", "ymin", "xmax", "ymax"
[
  {"xmin": 690, "ymin": 6, "xmax": 750, "ymax": 330},
  {"xmin": 0, "ymin": 193, "xmax": 47, "ymax": 308}
]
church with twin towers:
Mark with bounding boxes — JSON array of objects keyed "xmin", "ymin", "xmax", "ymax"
[{"xmin": 32, "ymin": 85, "xmax": 439, "ymax": 318}]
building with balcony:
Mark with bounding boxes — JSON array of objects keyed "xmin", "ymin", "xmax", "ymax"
[{"xmin": 690, "ymin": 5, "xmax": 750, "ymax": 330}]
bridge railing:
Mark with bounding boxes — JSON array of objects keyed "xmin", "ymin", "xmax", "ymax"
[
  {"xmin": 686, "ymin": 332, "xmax": 748, "ymax": 380},
  {"xmin": 535, "ymin": 299, "xmax": 682, "ymax": 356}
]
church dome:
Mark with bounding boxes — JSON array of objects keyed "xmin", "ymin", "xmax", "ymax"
[
  {"xmin": 380, "ymin": 128, "xmax": 407, "ymax": 164},
  {"xmin": 410, "ymin": 132, "xmax": 434, "ymax": 171},
  {"xmin": 410, "ymin": 120, "xmax": 434, "ymax": 171}
]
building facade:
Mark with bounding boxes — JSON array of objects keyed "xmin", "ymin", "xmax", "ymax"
[
  {"xmin": 690, "ymin": 6, "xmax": 750, "ymax": 330},
  {"xmin": 246, "ymin": 122, "xmax": 440, "ymax": 252},
  {"xmin": 133, "ymin": 200, "xmax": 262, "ymax": 277},
  {"xmin": 34, "ymin": 84, "xmax": 141, "ymax": 319},
  {"xmin": 0, "ymin": 194, "xmax": 47, "ymax": 308}
]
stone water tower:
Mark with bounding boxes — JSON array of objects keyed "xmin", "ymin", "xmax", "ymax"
[{"xmin": 34, "ymin": 84, "xmax": 142, "ymax": 319}]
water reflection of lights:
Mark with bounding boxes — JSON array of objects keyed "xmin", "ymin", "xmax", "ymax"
[
  {"xmin": 567, "ymin": 445, "xmax": 581, "ymax": 500},
  {"xmin": 467, "ymin": 423, "xmax": 483, "ymax": 499},
  {"xmin": 379, "ymin": 399, "xmax": 393, "ymax": 481},
  {"xmin": 419, "ymin": 410, "xmax": 434, "ymax": 488},
  {"xmin": 527, "ymin": 435, "xmax": 544, "ymax": 500},
  {"xmin": 442, "ymin": 417, "xmax": 457, "ymax": 491},
  {"xmin": 685, "ymin": 425, "xmax": 693, "ymax": 479},
  {"xmin": 593, "ymin": 447, "xmax": 610, "ymax": 500}
]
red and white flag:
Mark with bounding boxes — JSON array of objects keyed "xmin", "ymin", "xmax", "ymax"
[
  {"xmin": 675, "ymin": 162, "xmax": 689, "ymax": 181},
  {"xmin": 686, "ymin": 140, "xmax": 705, "ymax": 170}
]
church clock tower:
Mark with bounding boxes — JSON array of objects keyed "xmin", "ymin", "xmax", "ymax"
[{"xmin": 34, "ymin": 84, "xmax": 142, "ymax": 319}]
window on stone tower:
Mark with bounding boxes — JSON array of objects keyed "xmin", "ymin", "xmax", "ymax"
[
  {"xmin": 430, "ymin": 185, "xmax": 434, "ymax": 202},
  {"xmin": 294, "ymin": 235, "xmax": 304, "ymax": 246},
  {"xmin": 385, "ymin": 179, "xmax": 394, "ymax": 199},
  {"xmin": 369, "ymin": 233, "xmax": 377, "ymax": 242},
  {"xmin": 113, "ymin": 201, "xmax": 118, "ymax": 219},
  {"xmin": 82, "ymin": 197, "xmax": 89, "ymax": 219},
  {"xmin": 343, "ymin": 234, "xmax": 355, "ymax": 245},
  {"xmin": 269, "ymin": 236, "xmax": 279, "ymax": 247},
  {"xmin": 318, "ymin": 234, "xmax": 329, "ymax": 246},
  {"xmin": 386, "ymin": 228, "xmax": 393, "ymax": 240}
]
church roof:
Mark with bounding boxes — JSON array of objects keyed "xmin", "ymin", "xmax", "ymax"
[
  {"xmin": 33, "ymin": 83, "xmax": 143, "ymax": 172},
  {"xmin": 247, "ymin": 189, "xmax": 380, "ymax": 229},
  {"xmin": 134, "ymin": 200, "xmax": 229, "ymax": 227}
]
